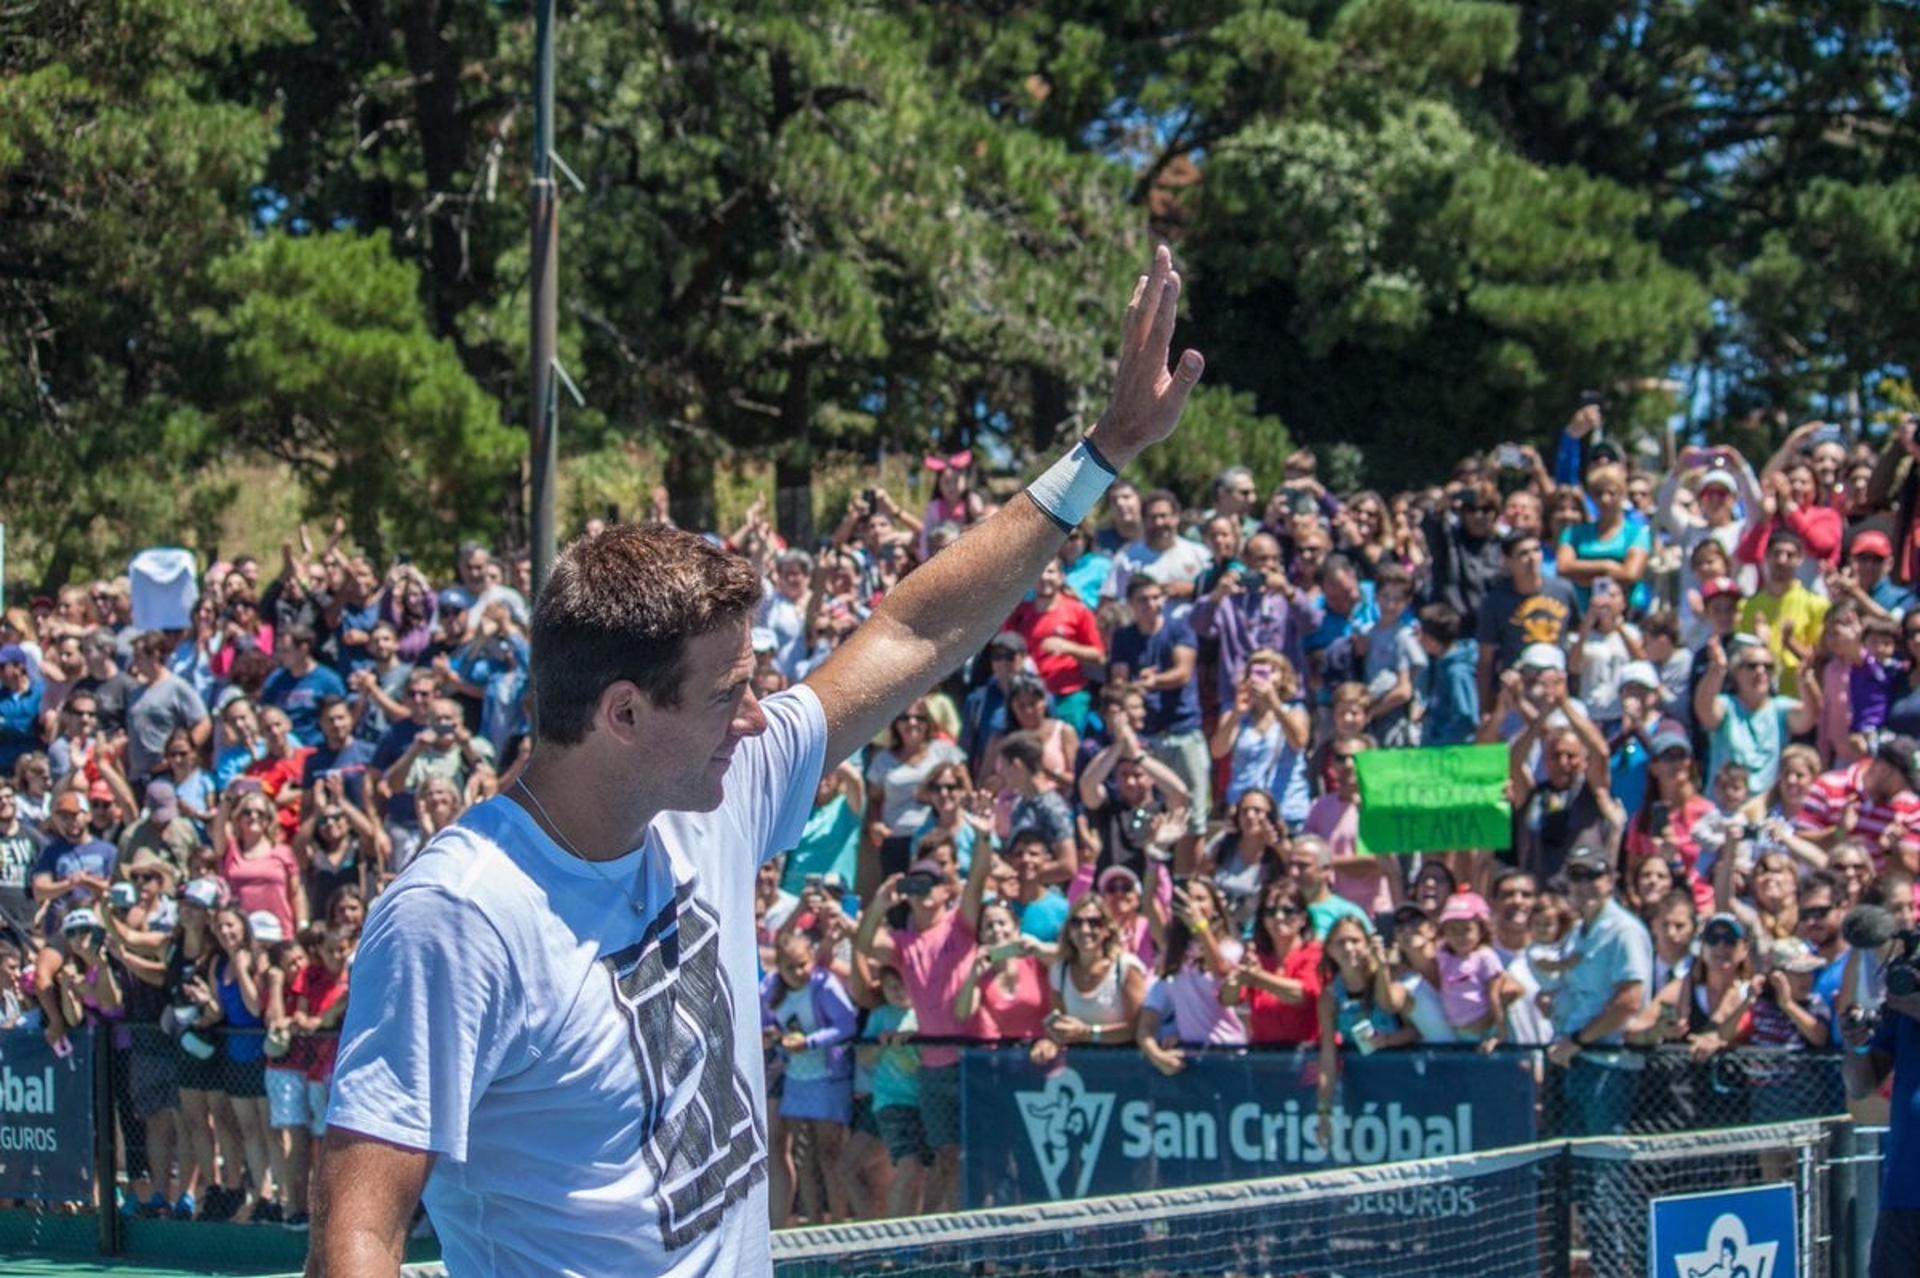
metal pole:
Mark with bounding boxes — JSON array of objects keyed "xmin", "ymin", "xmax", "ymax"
[
  {"xmin": 529, "ymin": 0, "xmax": 559, "ymax": 599},
  {"xmin": 92, "ymin": 1029, "xmax": 123, "ymax": 1255}
]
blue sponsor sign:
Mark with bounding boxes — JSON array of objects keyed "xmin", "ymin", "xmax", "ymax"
[
  {"xmin": 0, "ymin": 1025, "xmax": 95, "ymax": 1200},
  {"xmin": 1650, "ymin": 1183, "xmax": 1797, "ymax": 1278},
  {"xmin": 962, "ymin": 1047, "xmax": 1537, "ymax": 1206}
]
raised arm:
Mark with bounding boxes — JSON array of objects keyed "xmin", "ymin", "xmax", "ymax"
[{"xmin": 807, "ymin": 247, "xmax": 1204, "ymax": 764}]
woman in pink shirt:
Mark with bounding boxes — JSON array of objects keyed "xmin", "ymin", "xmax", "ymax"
[
  {"xmin": 212, "ymin": 789, "xmax": 306, "ymax": 940},
  {"xmin": 952, "ymin": 899, "xmax": 1049, "ymax": 1043}
]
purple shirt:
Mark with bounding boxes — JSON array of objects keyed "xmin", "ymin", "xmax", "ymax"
[
  {"xmin": 1436, "ymin": 945, "xmax": 1505, "ymax": 1031},
  {"xmin": 1850, "ymin": 652, "xmax": 1900, "ymax": 733},
  {"xmin": 1190, "ymin": 587, "xmax": 1317, "ymax": 705}
]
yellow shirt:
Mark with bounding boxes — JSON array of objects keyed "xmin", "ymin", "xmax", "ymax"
[{"xmin": 1739, "ymin": 585, "xmax": 1828, "ymax": 697}]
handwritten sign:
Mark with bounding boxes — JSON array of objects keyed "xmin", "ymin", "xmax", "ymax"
[{"xmin": 1355, "ymin": 745, "xmax": 1512, "ymax": 854}]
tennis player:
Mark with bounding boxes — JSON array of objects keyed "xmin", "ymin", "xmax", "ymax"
[{"xmin": 305, "ymin": 246, "xmax": 1204, "ymax": 1277}]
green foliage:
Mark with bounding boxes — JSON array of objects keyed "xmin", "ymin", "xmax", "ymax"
[
  {"xmin": 0, "ymin": 0, "xmax": 308, "ymax": 586},
  {"xmin": 11, "ymin": 0, "xmax": 1920, "ymax": 585},
  {"xmin": 1123, "ymin": 384, "xmax": 1294, "ymax": 504},
  {"xmin": 199, "ymin": 231, "xmax": 522, "ymax": 569}
]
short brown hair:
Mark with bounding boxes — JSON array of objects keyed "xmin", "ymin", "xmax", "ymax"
[{"xmin": 532, "ymin": 524, "xmax": 759, "ymax": 745}]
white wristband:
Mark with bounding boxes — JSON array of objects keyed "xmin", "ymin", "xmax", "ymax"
[{"xmin": 1025, "ymin": 438, "xmax": 1119, "ymax": 532}]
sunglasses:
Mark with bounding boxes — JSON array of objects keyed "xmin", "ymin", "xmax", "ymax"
[
  {"xmin": 1800, "ymin": 905, "xmax": 1832, "ymax": 922},
  {"xmin": 897, "ymin": 713, "xmax": 929, "ymax": 724},
  {"xmin": 132, "ymin": 872, "xmax": 162, "ymax": 884},
  {"xmin": 1069, "ymin": 918, "xmax": 1106, "ymax": 931},
  {"xmin": 929, "ymin": 783, "xmax": 964, "ymax": 794},
  {"xmin": 1565, "ymin": 866, "xmax": 1608, "ymax": 883},
  {"xmin": 237, "ymin": 808, "xmax": 271, "ymax": 820},
  {"xmin": 1739, "ymin": 662, "xmax": 1775, "ymax": 673},
  {"xmin": 1100, "ymin": 882, "xmax": 1138, "ymax": 896},
  {"xmin": 1702, "ymin": 929, "xmax": 1741, "ymax": 946},
  {"xmin": 1266, "ymin": 905, "xmax": 1305, "ymax": 920},
  {"xmin": 1468, "ymin": 504, "xmax": 1499, "ymax": 515}
]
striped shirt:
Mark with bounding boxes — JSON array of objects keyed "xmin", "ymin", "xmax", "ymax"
[{"xmin": 1795, "ymin": 761, "xmax": 1920, "ymax": 865}]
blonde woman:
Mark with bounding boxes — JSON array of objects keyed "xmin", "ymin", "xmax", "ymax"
[
  {"xmin": 1030, "ymin": 895, "xmax": 1146, "ymax": 1066},
  {"xmin": 1557, "ymin": 463, "xmax": 1653, "ymax": 613}
]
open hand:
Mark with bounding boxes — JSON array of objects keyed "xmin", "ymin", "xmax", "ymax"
[{"xmin": 1086, "ymin": 246, "xmax": 1205, "ymax": 468}]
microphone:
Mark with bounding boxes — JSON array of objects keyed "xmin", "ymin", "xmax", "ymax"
[{"xmin": 1842, "ymin": 903, "xmax": 1897, "ymax": 951}]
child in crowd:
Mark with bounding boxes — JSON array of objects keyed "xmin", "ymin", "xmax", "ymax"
[
  {"xmin": 1434, "ymin": 892, "xmax": 1508, "ymax": 1046},
  {"xmin": 1639, "ymin": 610, "xmax": 1690, "ymax": 713},
  {"xmin": 1360, "ymin": 565, "xmax": 1424, "ymax": 748},
  {"xmin": 1527, "ymin": 891, "xmax": 1580, "ymax": 1017},
  {"xmin": 1813, "ymin": 602, "xmax": 1860, "ymax": 764},
  {"xmin": 1850, "ymin": 615, "xmax": 1904, "ymax": 754},
  {"xmin": 856, "ymin": 966, "xmax": 926, "ymax": 1219},
  {"xmin": 0, "ymin": 940, "xmax": 24, "ymax": 1029},
  {"xmin": 1570, "ymin": 577, "xmax": 1642, "ymax": 738},
  {"xmin": 1744, "ymin": 940, "xmax": 1832, "ymax": 1125},
  {"xmin": 1415, "ymin": 602, "xmax": 1479, "ymax": 746},
  {"xmin": 763, "ymin": 932, "xmax": 859, "ymax": 1227}
]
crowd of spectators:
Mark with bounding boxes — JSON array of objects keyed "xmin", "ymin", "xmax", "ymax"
[
  {"xmin": 748, "ymin": 417, "xmax": 1920, "ymax": 1222},
  {"xmin": 4, "ymin": 406, "xmax": 1920, "ymax": 1229},
  {"xmin": 0, "ymin": 529, "xmax": 524, "ymax": 1226}
]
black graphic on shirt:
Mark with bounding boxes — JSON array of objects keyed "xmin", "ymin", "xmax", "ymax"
[{"xmin": 602, "ymin": 884, "xmax": 764, "ymax": 1250}]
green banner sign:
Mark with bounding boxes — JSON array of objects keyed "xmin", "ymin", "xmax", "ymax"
[{"xmin": 1355, "ymin": 744, "xmax": 1512, "ymax": 854}]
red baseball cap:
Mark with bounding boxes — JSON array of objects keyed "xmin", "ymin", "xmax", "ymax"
[
  {"xmin": 1852, "ymin": 530, "xmax": 1894, "ymax": 560},
  {"xmin": 1701, "ymin": 576, "xmax": 1743, "ymax": 603}
]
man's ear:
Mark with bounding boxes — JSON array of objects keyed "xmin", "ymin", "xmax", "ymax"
[{"xmin": 597, "ymin": 681, "xmax": 652, "ymax": 747}]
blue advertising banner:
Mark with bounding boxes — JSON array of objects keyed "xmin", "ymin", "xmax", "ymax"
[
  {"xmin": 0, "ymin": 1025, "xmax": 95, "ymax": 1201},
  {"xmin": 1649, "ymin": 1183, "xmax": 1796, "ymax": 1278},
  {"xmin": 961, "ymin": 1047, "xmax": 1538, "ymax": 1207}
]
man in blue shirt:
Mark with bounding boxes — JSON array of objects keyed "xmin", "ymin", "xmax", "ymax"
[
  {"xmin": 302, "ymin": 696, "xmax": 378, "ymax": 813},
  {"xmin": 1843, "ymin": 961, "xmax": 1920, "ymax": 1277},
  {"xmin": 28, "ymin": 789, "xmax": 117, "ymax": 1039},
  {"xmin": 261, "ymin": 624, "xmax": 348, "ymax": 748},
  {"xmin": 1110, "ymin": 577, "xmax": 1207, "ymax": 848},
  {"xmin": 1546, "ymin": 841, "xmax": 1652, "ymax": 1136}
]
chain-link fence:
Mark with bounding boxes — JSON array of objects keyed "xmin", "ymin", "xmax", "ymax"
[
  {"xmin": 0, "ymin": 1026, "xmax": 1882, "ymax": 1272},
  {"xmin": 1538, "ymin": 1044, "xmax": 1849, "ymax": 1138},
  {"xmin": 1568, "ymin": 1120, "xmax": 1833, "ymax": 1278},
  {"xmin": 0, "ymin": 1021, "xmax": 343, "ymax": 1272}
]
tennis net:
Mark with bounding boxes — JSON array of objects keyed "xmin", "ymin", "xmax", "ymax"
[{"xmin": 772, "ymin": 1140, "xmax": 1558, "ymax": 1277}]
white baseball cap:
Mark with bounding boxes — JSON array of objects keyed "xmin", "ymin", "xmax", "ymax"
[
  {"xmin": 1618, "ymin": 660, "xmax": 1661, "ymax": 691},
  {"xmin": 1517, "ymin": 643, "xmax": 1566, "ymax": 673}
]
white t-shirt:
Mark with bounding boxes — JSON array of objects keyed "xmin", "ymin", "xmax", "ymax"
[
  {"xmin": 1103, "ymin": 538, "xmax": 1213, "ymax": 601},
  {"xmin": 327, "ymin": 687, "xmax": 828, "ymax": 1277}
]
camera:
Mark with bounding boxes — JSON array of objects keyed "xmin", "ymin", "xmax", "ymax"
[
  {"xmin": 1885, "ymin": 928, "xmax": 1920, "ymax": 998},
  {"xmin": 898, "ymin": 871, "xmax": 938, "ymax": 898}
]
